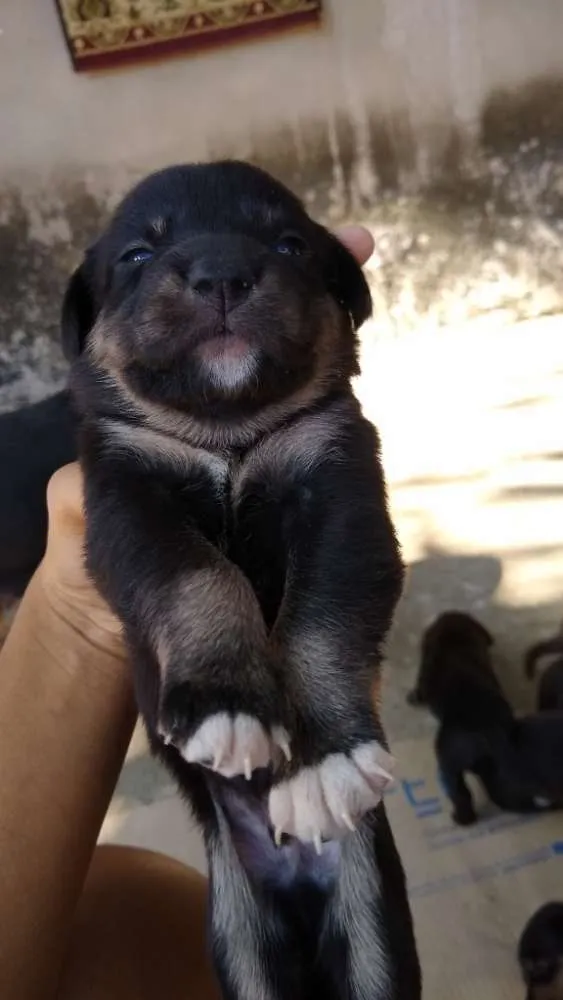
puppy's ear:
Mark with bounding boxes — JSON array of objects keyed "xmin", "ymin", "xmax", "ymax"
[
  {"xmin": 324, "ymin": 233, "xmax": 373, "ymax": 330},
  {"xmin": 61, "ymin": 248, "xmax": 98, "ymax": 360}
]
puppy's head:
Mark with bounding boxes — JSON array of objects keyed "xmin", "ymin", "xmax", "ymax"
[
  {"xmin": 423, "ymin": 611, "xmax": 493, "ymax": 657},
  {"xmin": 408, "ymin": 611, "xmax": 494, "ymax": 706},
  {"xmin": 62, "ymin": 161, "xmax": 371, "ymax": 419},
  {"xmin": 519, "ymin": 903, "xmax": 563, "ymax": 997}
]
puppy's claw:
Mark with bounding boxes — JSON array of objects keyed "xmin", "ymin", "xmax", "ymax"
[
  {"xmin": 181, "ymin": 713, "xmax": 272, "ymax": 778},
  {"xmin": 269, "ymin": 741, "xmax": 395, "ymax": 844},
  {"xmin": 274, "ymin": 827, "xmax": 283, "ymax": 848},
  {"xmin": 373, "ymin": 765, "xmax": 394, "ymax": 784},
  {"xmin": 313, "ymin": 833, "xmax": 323, "ymax": 856},
  {"xmin": 341, "ymin": 810, "xmax": 356, "ymax": 832},
  {"xmin": 272, "ymin": 727, "xmax": 292, "ymax": 763},
  {"xmin": 157, "ymin": 723, "xmax": 173, "ymax": 746}
]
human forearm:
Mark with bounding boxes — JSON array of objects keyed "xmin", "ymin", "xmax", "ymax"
[{"xmin": 0, "ymin": 575, "xmax": 135, "ymax": 1000}]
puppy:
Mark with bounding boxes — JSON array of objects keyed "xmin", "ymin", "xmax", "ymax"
[
  {"xmin": 525, "ymin": 628, "xmax": 563, "ymax": 712},
  {"xmin": 0, "ymin": 390, "xmax": 76, "ymax": 596},
  {"xmin": 518, "ymin": 902, "xmax": 563, "ymax": 1000},
  {"xmin": 63, "ymin": 161, "xmax": 421, "ymax": 1000},
  {"xmin": 407, "ymin": 612, "xmax": 556, "ymax": 825},
  {"xmin": 406, "ymin": 611, "xmax": 498, "ymax": 714}
]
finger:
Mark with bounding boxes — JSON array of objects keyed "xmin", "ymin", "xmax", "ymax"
[
  {"xmin": 334, "ymin": 225, "xmax": 374, "ymax": 266},
  {"xmin": 46, "ymin": 463, "xmax": 85, "ymax": 536}
]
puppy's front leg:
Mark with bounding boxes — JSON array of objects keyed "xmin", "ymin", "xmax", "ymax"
[
  {"xmin": 81, "ymin": 422, "xmax": 286, "ymax": 776},
  {"xmin": 436, "ymin": 732, "xmax": 477, "ymax": 825},
  {"xmin": 252, "ymin": 400, "xmax": 404, "ymax": 844}
]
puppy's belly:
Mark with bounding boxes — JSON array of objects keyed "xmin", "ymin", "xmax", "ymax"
[{"xmin": 214, "ymin": 775, "xmax": 341, "ymax": 891}]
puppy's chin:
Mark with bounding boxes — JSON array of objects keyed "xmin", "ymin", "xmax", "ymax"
[{"xmin": 196, "ymin": 335, "xmax": 259, "ymax": 395}]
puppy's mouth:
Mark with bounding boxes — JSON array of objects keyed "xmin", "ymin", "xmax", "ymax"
[
  {"xmin": 193, "ymin": 329, "xmax": 259, "ymax": 393},
  {"xmin": 195, "ymin": 332, "xmax": 252, "ymax": 364}
]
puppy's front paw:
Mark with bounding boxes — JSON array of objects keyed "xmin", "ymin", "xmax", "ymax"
[
  {"xmin": 179, "ymin": 712, "xmax": 291, "ymax": 780},
  {"xmin": 155, "ymin": 629, "xmax": 286, "ymax": 781},
  {"xmin": 269, "ymin": 741, "xmax": 394, "ymax": 850}
]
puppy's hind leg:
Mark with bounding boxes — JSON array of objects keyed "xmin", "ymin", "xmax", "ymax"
[
  {"xmin": 320, "ymin": 807, "xmax": 421, "ymax": 1000},
  {"xmin": 206, "ymin": 812, "xmax": 299, "ymax": 1000}
]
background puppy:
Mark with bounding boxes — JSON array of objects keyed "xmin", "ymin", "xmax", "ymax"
[
  {"xmin": 63, "ymin": 160, "xmax": 421, "ymax": 1000},
  {"xmin": 0, "ymin": 390, "xmax": 75, "ymax": 596},
  {"xmin": 407, "ymin": 610, "xmax": 497, "ymax": 714},
  {"xmin": 525, "ymin": 626, "xmax": 563, "ymax": 712},
  {"xmin": 518, "ymin": 902, "xmax": 563, "ymax": 1000},
  {"xmin": 508, "ymin": 710, "xmax": 563, "ymax": 811},
  {"xmin": 407, "ymin": 611, "xmax": 547, "ymax": 825}
]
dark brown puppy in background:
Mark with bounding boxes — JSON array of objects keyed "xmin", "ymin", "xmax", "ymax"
[
  {"xmin": 63, "ymin": 161, "xmax": 420, "ymax": 1000},
  {"xmin": 408, "ymin": 612, "xmax": 563, "ymax": 825},
  {"xmin": 406, "ymin": 611, "xmax": 510, "ymax": 824},
  {"xmin": 525, "ymin": 624, "xmax": 563, "ymax": 712},
  {"xmin": 518, "ymin": 902, "xmax": 563, "ymax": 1000}
]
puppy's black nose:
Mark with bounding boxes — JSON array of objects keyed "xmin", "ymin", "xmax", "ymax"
[{"xmin": 189, "ymin": 259, "xmax": 260, "ymax": 312}]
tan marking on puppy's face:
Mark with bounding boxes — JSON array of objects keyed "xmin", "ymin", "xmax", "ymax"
[{"xmin": 86, "ymin": 342, "xmax": 351, "ymax": 453}]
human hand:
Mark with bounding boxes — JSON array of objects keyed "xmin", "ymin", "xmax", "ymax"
[
  {"xmin": 334, "ymin": 225, "xmax": 374, "ymax": 267},
  {"xmin": 34, "ymin": 463, "xmax": 126, "ymax": 662}
]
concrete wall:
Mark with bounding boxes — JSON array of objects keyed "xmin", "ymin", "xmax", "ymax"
[{"xmin": 3, "ymin": 1, "xmax": 563, "ymax": 200}]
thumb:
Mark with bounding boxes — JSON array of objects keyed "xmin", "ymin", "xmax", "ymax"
[{"xmin": 45, "ymin": 463, "xmax": 85, "ymax": 540}]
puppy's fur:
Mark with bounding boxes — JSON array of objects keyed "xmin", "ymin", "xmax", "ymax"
[
  {"xmin": 408, "ymin": 612, "xmax": 563, "ymax": 825},
  {"xmin": 525, "ymin": 627, "xmax": 563, "ymax": 712},
  {"xmin": 518, "ymin": 902, "xmax": 563, "ymax": 1000},
  {"xmin": 0, "ymin": 390, "xmax": 76, "ymax": 595},
  {"xmin": 63, "ymin": 161, "xmax": 421, "ymax": 999}
]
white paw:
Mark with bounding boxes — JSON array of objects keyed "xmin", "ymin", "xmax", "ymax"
[
  {"xmin": 180, "ymin": 712, "xmax": 291, "ymax": 779},
  {"xmin": 268, "ymin": 741, "xmax": 395, "ymax": 850}
]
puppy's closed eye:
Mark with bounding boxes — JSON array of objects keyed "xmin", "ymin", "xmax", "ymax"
[
  {"xmin": 273, "ymin": 232, "xmax": 309, "ymax": 257},
  {"xmin": 118, "ymin": 246, "xmax": 155, "ymax": 266}
]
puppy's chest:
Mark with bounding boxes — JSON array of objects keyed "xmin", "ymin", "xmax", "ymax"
[
  {"xmin": 137, "ymin": 435, "xmax": 304, "ymax": 624},
  {"xmin": 190, "ymin": 435, "xmax": 312, "ymax": 532},
  {"xmin": 212, "ymin": 449, "xmax": 305, "ymax": 561}
]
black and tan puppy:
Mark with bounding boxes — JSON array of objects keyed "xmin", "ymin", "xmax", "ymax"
[
  {"xmin": 518, "ymin": 902, "xmax": 563, "ymax": 1000},
  {"xmin": 525, "ymin": 626, "xmax": 563, "ymax": 712},
  {"xmin": 406, "ymin": 612, "xmax": 559, "ymax": 825},
  {"xmin": 63, "ymin": 161, "xmax": 420, "ymax": 1000}
]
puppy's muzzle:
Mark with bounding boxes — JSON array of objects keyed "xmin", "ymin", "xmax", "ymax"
[
  {"xmin": 183, "ymin": 234, "xmax": 265, "ymax": 316},
  {"xmin": 190, "ymin": 258, "xmax": 262, "ymax": 314}
]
